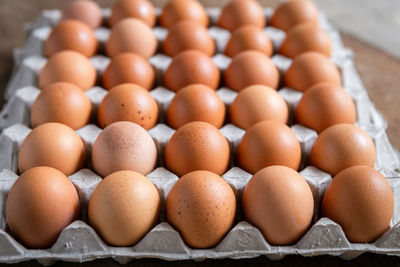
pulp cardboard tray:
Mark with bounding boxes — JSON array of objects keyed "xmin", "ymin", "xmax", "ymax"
[{"xmin": 0, "ymin": 6, "xmax": 400, "ymax": 265}]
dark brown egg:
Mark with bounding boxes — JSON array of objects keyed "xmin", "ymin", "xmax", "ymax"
[
  {"xmin": 102, "ymin": 53, "xmax": 155, "ymax": 90},
  {"xmin": 163, "ymin": 50, "xmax": 220, "ymax": 92},
  {"xmin": 217, "ymin": 0, "xmax": 265, "ymax": 32}
]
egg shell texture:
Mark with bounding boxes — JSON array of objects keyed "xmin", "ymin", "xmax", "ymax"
[
  {"xmin": 159, "ymin": 0, "xmax": 209, "ymax": 28},
  {"xmin": 109, "ymin": 0, "xmax": 156, "ymax": 28},
  {"xmin": 62, "ymin": 0, "xmax": 103, "ymax": 29}
]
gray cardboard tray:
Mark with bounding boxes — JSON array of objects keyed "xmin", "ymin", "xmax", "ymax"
[{"xmin": 0, "ymin": 6, "xmax": 400, "ymax": 265}]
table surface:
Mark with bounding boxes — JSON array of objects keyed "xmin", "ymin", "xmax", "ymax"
[{"xmin": 0, "ymin": 0, "xmax": 399, "ymax": 266}]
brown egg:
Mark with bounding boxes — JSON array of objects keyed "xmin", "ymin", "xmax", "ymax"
[
  {"xmin": 159, "ymin": 0, "xmax": 209, "ymax": 28},
  {"xmin": 279, "ymin": 23, "xmax": 332, "ymax": 58},
  {"xmin": 44, "ymin": 20, "xmax": 98, "ymax": 58},
  {"xmin": 89, "ymin": 170, "xmax": 160, "ymax": 246},
  {"xmin": 310, "ymin": 124, "xmax": 376, "ymax": 175},
  {"xmin": 296, "ymin": 83, "xmax": 356, "ymax": 133},
  {"xmin": 285, "ymin": 51, "xmax": 341, "ymax": 92},
  {"xmin": 39, "ymin": 50, "xmax": 96, "ymax": 90},
  {"xmin": 18, "ymin": 123, "xmax": 86, "ymax": 176},
  {"xmin": 109, "ymin": 0, "xmax": 156, "ymax": 28},
  {"xmin": 229, "ymin": 85, "xmax": 288, "ymax": 130},
  {"xmin": 225, "ymin": 50, "xmax": 279, "ymax": 92},
  {"xmin": 31, "ymin": 82, "xmax": 91, "ymax": 130},
  {"xmin": 269, "ymin": 0, "xmax": 319, "ymax": 32},
  {"xmin": 242, "ymin": 166, "xmax": 314, "ymax": 245},
  {"xmin": 166, "ymin": 84, "xmax": 225, "ymax": 129},
  {"xmin": 106, "ymin": 18, "xmax": 157, "ymax": 58},
  {"xmin": 62, "ymin": 0, "xmax": 103, "ymax": 29},
  {"xmin": 237, "ymin": 120, "xmax": 301, "ymax": 174},
  {"xmin": 217, "ymin": 0, "xmax": 265, "ymax": 32},
  {"xmin": 102, "ymin": 53, "xmax": 155, "ymax": 90},
  {"xmin": 322, "ymin": 166, "xmax": 394, "ymax": 243},
  {"xmin": 91, "ymin": 121, "xmax": 157, "ymax": 177},
  {"xmin": 6, "ymin": 166, "xmax": 80, "ymax": 249},
  {"xmin": 163, "ymin": 50, "xmax": 220, "ymax": 92},
  {"xmin": 224, "ymin": 25, "xmax": 273, "ymax": 58},
  {"xmin": 162, "ymin": 20, "xmax": 215, "ymax": 57},
  {"xmin": 164, "ymin": 121, "xmax": 230, "ymax": 176},
  {"xmin": 97, "ymin": 84, "xmax": 158, "ymax": 129},
  {"xmin": 166, "ymin": 170, "xmax": 236, "ymax": 248}
]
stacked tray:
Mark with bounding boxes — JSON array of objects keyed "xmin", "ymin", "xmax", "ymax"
[{"xmin": 0, "ymin": 5, "xmax": 400, "ymax": 265}]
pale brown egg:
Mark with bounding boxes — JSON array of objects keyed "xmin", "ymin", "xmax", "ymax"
[
  {"xmin": 163, "ymin": 50, "xmax": 220, "ymax": 92},
  {"xmin": 322, "ymin": 165, "xmax": 394, "ymax": 243},
  {"xmin": 285, "ymin": 51, "xmax": 341, "ymax": 92},
  {"xmin": 97, "ymin": 84, "xmax": 158, "ymax": 129},
  {"xmin": 89, "ymin": 170, "xmax": 160, "ymax": 246},
  {"xmin": 44, "ymin": 20, "xmax": 98, "ymax": 58},
  {"xmin": 162, "ymin": 20, "xmax": 215, "ymax": 57},
  {"xmin": 242, "ymin": 166, "xmax": 314, "ymax": 245},
  {"xmin": 166, "ymin": 84, "xmax": 225, "ymax": 129},
  {"xmin": 217, "ymin": 0, "xmax": 265, "ymax": 32},
  {"xmin": 109, "ymin": 0, "xmax": 156, "ymax": 28},
  {"xmin": 237, "ymin": 120, "xmax": 301, "ymax": 174},
  {"xmin": 91, "ymin": 121, "xmax": 157, "ymax": 177},
  {"xmin": 164, "ymin": 121, "xmax": 230, "ymax": 176},
  {"xmin": 296, "ymin": 83, "xmax": 356, "ymax": 133},
  {"xmin": 279, "ymin": 23, "xmax": 332, "ymax": 58},
  {"xmin": 229, "ymin": 85, "xmax": 288, "ymax": 130},
  {"xmin": 102, "ymin": 53, "xmax": 155, "ymax": 90},
  {"xmin": 166, "ymin": 170, "xmax": 236, "ymax": 248},
  {"xmin": 18, "ymin": 122, "xmax": 86, "ymax": 176},
  {"xmin": 159, "ymin": 0, "xmax": 209, "ymax": 28},
  {"xmin": 225, "ymin": 50, "xmax": 279, "ymax": 92},
  {"xmin": 62, "ymin": 0, "xmax": 103, "ymax": 29},
  {"xmin": 31, "ymin": 82, "xmax": 91, "ymax": 130},
  {"xmin": 39, "ymin": 50, "xmax": 97, "ymax": 90},
  {"xmin": 310, "ymin": 124, "xmax": 376, "ymax": 175},
  {"xmin": 6, "ymin": 166, "xmax": 80, "ymax": 249},
  {"xmin": 224, "ymin": 25, "xmax": 273, "ymax": 58},
  {"xmin": 269, "ymin": 0, "xmax": 319, "ymax": 32},
  {"xmin": 106, "ymin": 18, "xmax": 157, "ymax": 58}
]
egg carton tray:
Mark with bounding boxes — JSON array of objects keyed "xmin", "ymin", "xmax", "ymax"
[{"xmin": 0, "ymin": 5, "xmax": 400, "ymax": 265}]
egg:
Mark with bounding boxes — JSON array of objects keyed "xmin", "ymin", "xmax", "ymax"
[
  {"xmin": 31, "ymin": 82, "xmax": 92, "ymax": 130},
  {"xmin": 224, "ymin": 25, "xmax": 273, "ymax": 58},
  {"xmin": 91, "ymin": 121, "xmax": 157, "ymax": 177},
  {"xmin": 62, "ymin": 0, "xmax": 103, "ymax": 29},
  {"xmin": 269, "ymin": 0, "xmax": 319, "ymax": 32},
  {"xmin": 322, "ymin": 166, "xmax": 394, "ymax": 243},
  {"xmin": 237, "ymin": 120, "xmax": 301, "ymax": 174},
  {"xmin": 229, "ymin": 85, "xmax": 288, "ymax": 130},
  {"xmin": 18, "ymin": 122, "xmax": 86, "ymax": 176},
  {"xmin": 225, "ymin": 50, "xmax": 279, "ymax": 92},
  {"xmin": 284, "ymin": 51, "xmax": 341, "ymax": 92},
  {"xmin": 162, "ymin": 20, "xmax": 215, "ymax": 57},
  {"xmin": 296, "ymin": 83, "xmax": 356, "ymax": 133},
  {"xmin": 102, "ymin": 53, "xmax": 155, "ymax": 90},
  {"xmin": 88, "ymin": 170, "xmax": 160, "ymax": 246},
  {"xmin": 166, "ymin": 170, "xmax": 236, "ymax": 248},
  {"xmin": 164, "ymin": 121, "xmax": 230, "ymax": 176},
  {"xmin": 163, "ymin": 50, "xmax": 220, "ymax": 92},
  {"xmin": 44, "ymin": 20, "xmax": 98, "ymax": 58},
  {"xmin": 242, "ymin": 166, "xmax": 314, "ymax": 245},
  {"xmin": 217, "ymin": 0, "xmax": 265, "ymax": 32},
  {"xmin": 6, "ymin": 166, "xmax": 80, "ymax": 249},
  {"xmin": 166, "ymin": 84, "xmax": 225, "ymax": 129},
  {"xmin": 106, "ymin": 18, "xmax": 157, "ymax": 58},
  {"xmin": 39, "ymin": 50, "xmax": 96, "ymax": 90},
  {"xmin": 97, "ymin": 84, "xmax": 158, "ymax": 129},
  {"xmin": 109, "ymin": 0, "xmax": 156, "ymax": 28},
  {"xmin": 159, "ymin": 0, "xmax": 208, "ymax": 28},
  {"xmin": 310, "ymin": 124, "xmax": 376, "ymax": 175},
  {"xmin": 279, "ymin": 23, "xmax": 332, "ymax": 58}
]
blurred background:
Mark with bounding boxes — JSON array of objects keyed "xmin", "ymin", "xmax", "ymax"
[{"xmin": 0, "ymin": 0, "xmax": 399, "ymax": 150}]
